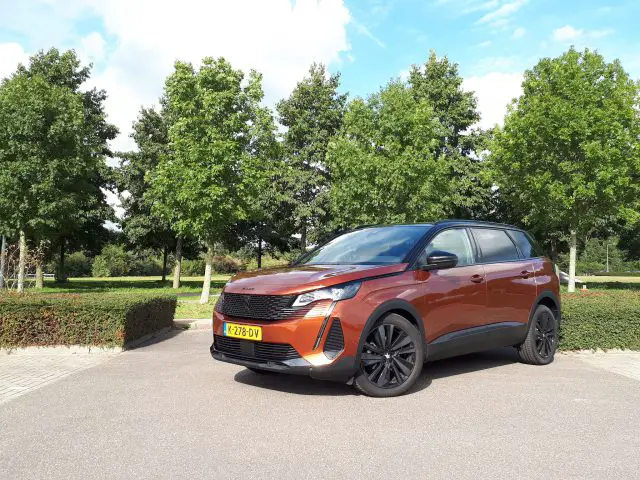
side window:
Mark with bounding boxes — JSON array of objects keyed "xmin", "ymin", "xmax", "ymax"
[
  {"xmin": 508, "ymin": 230, "xmax": 541, "ymax": 258},
  {"xmin": 472, "ymin": 228, "xmax": 520, "ymax": 263},
  {"xmin": 419, "ymin": 229, "xmax": 474, "ymax": 266}
]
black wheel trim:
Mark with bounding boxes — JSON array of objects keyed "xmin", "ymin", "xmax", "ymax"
[
  {"xmin": 535, "ymin": 310, "xmax": 556, "ymax": 358},
  {"xmin": 360, "ymin": 323, "xmax": 417, "ymax": 389}
]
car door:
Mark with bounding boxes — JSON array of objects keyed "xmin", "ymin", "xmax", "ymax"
[
  {"xmin": 414, "ymin": 228, "xmax": 488, "ymax": 342},
  {"xmin": 470, "ymin": 228, "xmax": 537, "ymax": 327}
]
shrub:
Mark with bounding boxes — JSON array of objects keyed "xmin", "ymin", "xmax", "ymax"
[
  {"xmin": 92, "ymin": 245, "xmax": 131, "ymax": 277},
  {"xmin": 212, "ymin": 255, "xmax": 246, "ymax": 274},
  {"xmin": 560, "ymin": 290, "xmax": 640, "ymax": 350},
  {"xmin": 65, "ymin": 251, "xmax": 93, "ymax": 277},
  {"xmin": 181, "ymin": 258, "xmax": 206, "ymax": 276},
  {"xmin": 0, "ymin": 293, "xmax": 176, "ymax": 348},
  {"xmin": 181, "ymin": 256, "xmax": 246, "ymax": 275}
]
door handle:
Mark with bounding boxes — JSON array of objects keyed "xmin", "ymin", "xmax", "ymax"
[
  {"xmin": 520, "ymin": 270, "xmax": 531, "ymax": 279},
  {"xmin": 470, "ymin": 274, "xmax": 484, "ymax": 283}
]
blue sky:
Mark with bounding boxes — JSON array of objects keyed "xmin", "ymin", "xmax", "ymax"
[{"xmin": 1, "ymin": 0, "xmax": 639, "ymax": 151}]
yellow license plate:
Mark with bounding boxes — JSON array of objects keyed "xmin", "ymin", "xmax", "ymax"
[{"xmin": 223, "ymin": 323, "xmax": 262, "ymax": 341}]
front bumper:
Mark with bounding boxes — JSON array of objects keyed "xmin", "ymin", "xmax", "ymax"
[
  {"xmin": 210, "ymin": 296, "xmax": 371, "ymax": 382},
  {"xmin": 209, "ymin": 344, "xmax": 356, "ymax": 382}
]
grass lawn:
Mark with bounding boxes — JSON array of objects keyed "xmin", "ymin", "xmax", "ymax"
[
  {"xmin": 174, "ymin": 298, "xmax": 217, "ymax": 319},
  {"xmin": 580, "ymin": 275, "xmax": 640, "ymax": 284},
  {"xmin": 39, "ymin": 275, "xmax": 231, "ymax": 295},
  {"xmin": 3, "ymin": 275, "xmax": 232, "ymax": 320}
]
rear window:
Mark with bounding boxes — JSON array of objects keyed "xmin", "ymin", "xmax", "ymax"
[
  {"xmin": 472, "ymin": 228, "xmax": 520, "ymax": 263},
  {"xmin": 508, "ymin": 230, "xmax": 542, "ymax": 258},
  {"xmin": 300, "ymin": 225, "xmax": 431, "ymax": 265}
]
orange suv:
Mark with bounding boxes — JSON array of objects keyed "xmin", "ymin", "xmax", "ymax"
[{"xmin": 210, "ymin": 220, "xmax": 560, "ymax": 397}]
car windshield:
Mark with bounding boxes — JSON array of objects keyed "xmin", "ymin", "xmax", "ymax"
[{"xmin": 300, "ymin": 225, "xmax": 432, "ymax": 265}]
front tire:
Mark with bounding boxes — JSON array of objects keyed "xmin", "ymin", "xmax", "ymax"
[
  {"xmin": 517, "ymin": 304, "xmax": 558, "ymax": 365},
  {"xmin": 354, "ymin": 314, "xmax": 424, "ymax": 397}
]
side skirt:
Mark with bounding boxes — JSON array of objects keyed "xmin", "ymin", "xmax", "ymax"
[{"xmin": 426, "ymin": 322, "xmax": 528, "ymax": 362}]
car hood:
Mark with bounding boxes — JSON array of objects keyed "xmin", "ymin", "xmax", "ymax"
[{"xmin": 223, "ymin": 263, "xmax": 408, "ymax": 295}]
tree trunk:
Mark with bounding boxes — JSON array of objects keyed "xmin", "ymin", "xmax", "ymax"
[
  {"xmin": 300, "ymin": 222, "xmax": 307, "ymax": 251},
  {"xmin": 56, "ymin": 237, "xmax": 66, "ymax": 283},
  {"xmin": 550, "ymin": 240, "xmax": 558, "ymax": 263},
  {"xmin": 0, "ymin": 235, "xmax": 7, "ymax": 289},
  {"xmin": 257, "ymin": 236, "xmax": 262, "ymax": 269},
  {"xmin": 35, "ymin": 261, "xmax": 44, "ymax": 289},
  {"xmin": 568, "ymin": 230, "xmax": 577, "ymax": 293},
  {"xmin": 161, "ymin": 245, "xmax": 168, "ymax": 283},
  {"xmin": 172, "ymin": 238, "xmax": 182, "ymax": 289},
  {"xmin": 17, "ymin": 230, "xmax": 26, "ymax": 293},
  {"xmin": 200, "ymin": 244, "xmax": 213, "ymax": 304}
]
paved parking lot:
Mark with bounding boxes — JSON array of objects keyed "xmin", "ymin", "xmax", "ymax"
[{"xmin": 1, "ymin": 330, "xmax": 639, "ymax": 480}]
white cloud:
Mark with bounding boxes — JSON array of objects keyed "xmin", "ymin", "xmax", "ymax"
[
  {"xmin": 552, "ymin": 24, "xmax": 614, "ymax": 43},
  {"xmin": 462, "ymin": 0, "xmax": 499, "ymax": 14},
  {"xmin": 0, "ymin": 43, "xmax": 29, "ymax": 80},
  {"xmin": 2, "ymin": 0, "xmax": 352, "ymax": 152},
  {"xmin": 476, "ymin": 0, "xmax": 527, "ymax": 25},
  {"xmin": 476, "ymin": 40, "xmax": 492, "ymax": 48},
  {"xmin": 78, "ymin": 32, "xmax": 107, "ymax": 64},
  {"xmin": 463, "ymin": 72, "xmax": 523, "ymax": 129},
  {"xmin": 512, "ymin": 27, "xmax": 526, "ymax": 39},
  {"xmin": 553, "ymin": 25, "xmax": 583, "ymax": 42}
]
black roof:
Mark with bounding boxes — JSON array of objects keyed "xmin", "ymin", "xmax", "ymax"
[
  {"xmin": 355, "ymin": 219, "xmax": 521, "ymax": 230},
  {"xmin": 434, "ymin": 219, "xmax": 521, "ymax": 230}
]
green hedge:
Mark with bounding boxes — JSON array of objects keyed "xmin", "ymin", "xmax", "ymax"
[
  {"xmin": 0, "ymin": 293, "xmax": 177, "ymax": 348},
  {"xmin": 560, "ymin": 291, "xmax": 640, "ymax": 350}
]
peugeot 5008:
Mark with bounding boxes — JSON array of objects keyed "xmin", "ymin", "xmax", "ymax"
[{"xmin": 210, "ymin": 220, "xmax": 560, "ymax": 397}]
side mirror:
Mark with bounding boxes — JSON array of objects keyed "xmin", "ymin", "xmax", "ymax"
[{"xmin": 422, "ymin": 250, "xmax": 458, "ymax": 270}]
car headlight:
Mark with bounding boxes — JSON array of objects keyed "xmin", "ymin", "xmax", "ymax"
[{"xmin": 292, "ymin": 281, "xmax": 361, "ymax": 307}]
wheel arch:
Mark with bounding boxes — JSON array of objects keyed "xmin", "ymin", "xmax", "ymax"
[
  {"xmin": 356, "ymin": 299, "xmax": 427, "ymax": 361},
  {"xmin": 528, "ymin": 290, "xmax": 561, "ymax": 328}
]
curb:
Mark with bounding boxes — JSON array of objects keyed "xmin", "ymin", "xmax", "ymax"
[{"xmin": 174, "ymin": 318, "xmax": 212, "ymax": 330}]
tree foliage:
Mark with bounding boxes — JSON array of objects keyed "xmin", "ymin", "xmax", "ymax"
[
  {"xmin": 327, "ymin": 80, "xmax": 450, "ymax": 226},
  {"xmin": 492, "ymin": 48, "xmax": 640, "ymax": 236},
  {"xmin": 409, "ymin": 53, "xmax": 493, "ymax": 219},
  {"xmin": 277, "ymin": 63, "xmax": 347, "ymax": 247},
  {"xmin": 148, "ymin": 58, "xmax": 265, "ymax": 248},
  {"xmin": 118, "ymin": 106, "xmax": 174, "ymax": 254}
]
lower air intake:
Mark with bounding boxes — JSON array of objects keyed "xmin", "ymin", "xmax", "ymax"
[{"xmin": 323, "ymin": 319, "xmax": 344, "ymax": 359}]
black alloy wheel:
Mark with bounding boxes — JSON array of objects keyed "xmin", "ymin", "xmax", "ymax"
[
  {"xmin": 516, "ymin": 304, "xmax": 558, "ymax": 365},
  {"xmin": 535, "ymin": 308, "xmax": 557, "ymax": 359},
  {"xmin": 354, "ymin": 313, "xmax": 424, "ymax": 397}
]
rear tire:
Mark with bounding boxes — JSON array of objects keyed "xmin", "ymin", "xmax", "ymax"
[
  {"xmin": 517, "ymin": 304, "xmax": 558, "ymax": 365},
  {"xmin": 354, "ymin": 314, "xmax": 424, "ymax": 397}
]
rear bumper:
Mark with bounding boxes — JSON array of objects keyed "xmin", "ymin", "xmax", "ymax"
[{"xmin": 210, "ymin": 343, "xmax": 357, "ymax": 382}]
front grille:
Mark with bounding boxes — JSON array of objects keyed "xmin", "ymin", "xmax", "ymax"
[
  {"xmin": 214, "ymin": 335, "xmax": 300, "ymax": 362},
  {"xmin": 215, "ymin": 293, "xmax": 298, "ymax": 320},
  {"xmin": 323, "ymin": 319, "xmax": 344, "ymax": 359}
]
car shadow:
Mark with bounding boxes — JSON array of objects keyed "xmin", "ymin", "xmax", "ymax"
[{"xmin": 233, "ymin": 347, "xmax": 521, "ymax": 397}]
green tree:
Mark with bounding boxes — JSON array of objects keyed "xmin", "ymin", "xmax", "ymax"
[
  {"xmin": 0, "ymin": 72, "xmax": 87, "ymax": 291},
  {"xmin": 409, "ymin": 53, "xmax": 493, "ymax": 219},
  {"xmin": 13, "ymin": 48, "xmax": 117, "ymax": 285},
  {"xmin": 148, "ymin": 57, "xmax": 264, "ymax": 302},
  {"xmin": 277, "ymin": 63, "xmax": 347, "ymax": 249},
  {"xmin": 491, "ymin": 48, "xmax": 640, "ymax": 291},
  {"xmin": 327, "ymin": 80, "xmax": 450, "ymax": 226},
  {"xmin": 118, "ymin": 106, "xmax": 177, "ymax": 284}
]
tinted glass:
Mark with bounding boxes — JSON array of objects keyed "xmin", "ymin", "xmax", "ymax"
[
  {"xmin": 509, "ymin": 230, "xmax": 540, "ymax": 258},
  {"xmin": 301, "ymin": 226, "xmax": 431, "ymax": 265},
  {"xmin": 419, "ymin": 229, "xmax": 474, "ymax": 266},
  {"xmin": 472, "ymin": 228, "xmax": 520, "ymax": 263}
]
